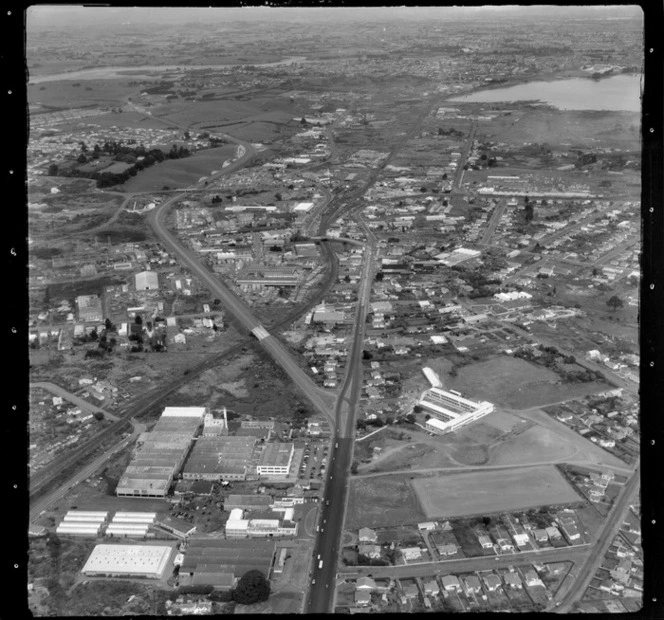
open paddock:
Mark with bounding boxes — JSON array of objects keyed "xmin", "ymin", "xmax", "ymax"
[
  {"xmin": 412, "ymin": 466, "xmax": 580, "ymax": 519},
  {"xmin": 345, "ymin": 475, "xmax": 426, "ymax": 530},
  {"xmin": 120, "ymin": 144, "xmax": 238, "ymax": 192}
]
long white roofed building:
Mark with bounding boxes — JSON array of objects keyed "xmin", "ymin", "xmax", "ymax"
[{"xmin": 420, "ymin": 387, "xmax": 494, "ymax": 434}]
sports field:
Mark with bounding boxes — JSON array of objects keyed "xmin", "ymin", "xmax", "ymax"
[{"xmin": 412, "ymin": 465, "xmax": 580, "ymax": 519}]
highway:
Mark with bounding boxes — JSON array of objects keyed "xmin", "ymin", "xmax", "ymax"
[{"xmin": 305, "ymin": 98, "xmax": 442, "ymax": 614}]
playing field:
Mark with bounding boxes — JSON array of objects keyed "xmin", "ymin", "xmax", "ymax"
[
  {"xmin": 345, "ymin": 475, "xmax": 426, "ymax": 529},
  {"xmin": 412, "ymin": 466, "xmax": 580, "ymax": 519}
]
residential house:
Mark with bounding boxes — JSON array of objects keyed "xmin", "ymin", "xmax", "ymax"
[
  {"xmin": 462, "ymin": 575, "xmax": 482, "ymax": 595},
  {"xmin": 402, "ymin": 583, "xmax": 419, "ymax": 599},
  {"xmin": 355, "ymin": 590, "xmax": 372, "ymax": 606},
  {"xmin": 545, "ymin": 526, "xmax": 562, "ymax": 540},
  {"xmin": 358, "ymin": 544, "xmax": 381, "ymax": 560},
  {"xmin": 478, "ymin": 534, "xmax": 494, "ymax": 549},
  {"xmin": 523, "ymin": 570, "xmax": 544, "ymax": 587},
  {"xmin": 441, "ymin": 575, "xmax": 461, "ymax": 592},
  {"xmin": 437, "ymin": 543, "xmax": 458, "ymax": 556},
  {"xmin": 533, "ymin": 529, "xmax": 548, "ymax": 543},
  {"xmin": 401, "ymin": 547, "xmax": 422, "ymax": 561},
  {"xmin": 422, "ymin": 579, "xmax": 440, "ymax": 596},
  {"xmin": 356, "ymin": 577, "xmax": 377, "ymax": 591},
  {"xmin": 358, "ymin": 527, "xmax": 378, "ymax": 543},
  {"xmin": 482, "ymin": 573, "xmax": 502, "ymax": 592},
  {"xmin": 504, "ymin": 572, "xmax": 523, "ymax": 589}
]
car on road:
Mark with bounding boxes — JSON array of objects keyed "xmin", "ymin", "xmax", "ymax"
[
  {"xmin": 326, "ymin": 500, "xmax": 330, "ymax": 506},
  {"xmin": 312, "ymin": 579, "xmax": 316, "ymax": 584}
]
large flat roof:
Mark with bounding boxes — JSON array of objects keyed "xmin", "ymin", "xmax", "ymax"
[
  {"xmin": 162, "ymin": 406, "xmax": 207, "ymax": 418},
  {"xmin": 258, "ymin": 442, "xmax": 294, "ymax": 467},
  {"xmin": 82, "ymin": 544, "xmax": 172, "ymax": 577}
]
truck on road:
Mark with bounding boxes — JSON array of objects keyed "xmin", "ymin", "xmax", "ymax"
[{"xmin": 318, "ymin": 560, "xmax": 324, "ymax": 569}]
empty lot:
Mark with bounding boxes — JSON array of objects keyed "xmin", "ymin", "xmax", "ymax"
[{"xmin": 412, "ymin": 466, "xmax": 581, "ymax": 519}]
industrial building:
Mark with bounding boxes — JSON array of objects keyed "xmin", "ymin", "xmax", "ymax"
[
  {"xmin": 224, "ymin": 494, "xmax": 274, "ymax": 511},
  {"xmin": 202, "ymin": 409, "xmax": 228, "ymax": 436},
  {"xmin": 76, "ymin": 295, "xmax": 103, "ymax": 322},
  {"xmin": 236, "ymin": 266, "xmax": 300, "ymax": 287},
  {"xmin": 134, "ymin": 270, "xmax": 159, "ymax": 291},
  {"xmin": 256, "ymin": 442, "xmax": 294, "ymax": 476},
  {"xmin": 182, "ymin": 436, "xmax": 257, "ymax": 481},
  {"xmin": 181, "ymin": 538, "xmax": 276, "ymax": 588},
  {"xmin": 81, "ymin": 544, "xmax": 173, "ymax": 579},
  {"xmin": 116, "ymin": 407, "xmax": 206, "ymax": 498},
  {"xmin": 224, "ymin": 508, "xmax": 298, "ymax": 538},
  {"xmin": 56, "ymin": 510, "xmax": 109, "ymax": 537},
  {"xmin": 104, "ymin": 512, "xmax": 157, "ymax": 538},
  {"xmin": 420, "ymin": 387, "xmax": 494, "ymax": 434}
]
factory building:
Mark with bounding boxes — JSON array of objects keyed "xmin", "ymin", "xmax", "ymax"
[
  {"xmin": 182, "ymin": 436, "xmax": 256, "ymax": 482},
  {"xmin": 81, "ymin": 544, "xmax": 173, "ymax": 579},
  {"xmin": 116, "ymin": 407, "xmax": 205, "ymax": 498},
  {"xmin": 256, "ymin": 442, "xmax": 294, "ymax": 477}
]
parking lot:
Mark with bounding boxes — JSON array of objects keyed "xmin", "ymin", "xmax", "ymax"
[{"xmin": 296, "ymin": 438, "xmax": 330, "ymax": 481}]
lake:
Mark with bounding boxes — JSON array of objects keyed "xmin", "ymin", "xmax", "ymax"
[{"xmin": 448, "ymin": 74, "xmax": 642, "ymax": 112}]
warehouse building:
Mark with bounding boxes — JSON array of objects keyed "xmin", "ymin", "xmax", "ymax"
[
  {"xmin": 256, "ymin": 442, "xmax": 294, "ymax": 477},
  {"xmin": 134, "ymin": 270, "xmax": 159, "ymax": 291},
  {"xmin": 182, "ymin": 436, "xmax": 257, "ymax": 481},
  {"xmin": 116, "ymin": 407, "xmax": 205, "ymax": 498},
  {"xmin": 81, "ymin": 544, "xmax": 173, "ymax": 579},
  {"xmin": 181, "ymin": 538, "xmax": 275, "ymax": 587}
]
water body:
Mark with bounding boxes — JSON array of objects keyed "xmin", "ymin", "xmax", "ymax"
[
  {"xmin": 28, "ymin": 56, "xmax": 310, "ymax": 84},
  {"xmin": 449, "ymin": 74, "xmax": 642, "ymax": 112}
]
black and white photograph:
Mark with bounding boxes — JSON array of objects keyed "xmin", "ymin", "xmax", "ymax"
[{"xmin": 19, "ymin": 4, "xmax": 654, "ymax": 616}]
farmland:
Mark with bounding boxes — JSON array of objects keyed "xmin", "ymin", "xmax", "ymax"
[
  {"xmin": 412, "ymin": 465, "xmax": 582, "ymax": 519},
  {"xmin": 345, "ymin": 474, "xmax": 426, "ymax": 529}
]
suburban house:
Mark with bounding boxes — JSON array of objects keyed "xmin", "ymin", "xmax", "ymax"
[
  {"xmin": 503, "ymin": 572, "xmax": 523, "ymax": 589},
  {"xmin": 462, "ymin": 575, "xmax": 482, "ymax": 595},
  {"xmin": 482, "ymin": 573, "xmax": 502, "ymax": 592},
  {"xmin": 418, "ymin": 521, "xmax": 436, "ymax": 531},
  {"xmin": 441, "ymin": 575, "xmax": 461, "ymax": 591},
  {"xmin": 533, "ymin": 528, "xmax": 549, "ymax": 543},
  {"xmin": 401, "ymin": 547, "xmax": 422, "ymax": 561},
  {"xmin": 477, "ymin": 534, "xmax": 494, "ymax": 549},
  {"xmin": 358, "ymin": 544, "xmax": 381, "ymax": 559},
  {"xmin": 437, "ymin": 543, "xmax": 459, "ymax": 556},
  {"xmin": 355, "ymin": 590, "xmax": 372, "ymax": 606},
  {"xmin": 401, "ymin": 583, "xmax": 419, "ymax": 600},
  {"xmin": 422, "ymin": 579, "xmax": 440, "ymax": 596},
  {"xmin": 545, "ymin": 526, "xmax": 562, "ymax": 540},
  {"xmin": 358, "ymin": 527, "xmax": 378, "ymax": 543},
  {"xmin": 523, "ymin": 569, "xmax": 545, "ymax": 587},
  {"xmin": 356, "ymin": 577, "xmax": 377, "ymax": 591}
]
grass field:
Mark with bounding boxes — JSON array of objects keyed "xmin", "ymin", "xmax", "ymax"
[
  {"xmin": 345, "ymin": 475, "xmax": 426, "ymax": 529},
  {"xmin": 121, "ymin": 144, "xmax": 238, "ymax": 192},
  {"xmin": 412, "ymin": 466, "xmax": 581, "ymax": 519},
  {"xmin": 446, "ymin": 355, "xmax": 610, "ymax": 409}
]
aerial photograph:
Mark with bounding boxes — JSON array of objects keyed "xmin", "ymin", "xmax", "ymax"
[{"xmin": 23, "ymin": 4, "xmax": 647, "ymax": 616}]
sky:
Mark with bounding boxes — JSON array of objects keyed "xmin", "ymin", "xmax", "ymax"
[{"xmin": 27, "ymin": 5, "xmax": 643, "ymax": 30}]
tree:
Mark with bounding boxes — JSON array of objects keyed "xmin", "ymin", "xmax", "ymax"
[
  {"xmin": 350, "ymin": 461, "xmax": 359, "ymax": 475},
  {"xmin": 77, "ymin": 153, "xmax": 88, "ymax": 164},
  {"xmin": 135, "ymin": 314, "xmax": 143, "ymax": 325},
  {"xmin": 47, "ymin": 163, "xmax": 59, "ymax": 176},
  {"xmin": 104, "ymin": 318, "xmax": 115, "ymax": 332},
  {"xmin": 93, "ymin": 411, "xmax": 104, "ymax": 421},
  {"xmin": 233, "ymin": 570, "xmax": 270, "ymax": 605},
  {"xmin": 607, "ymin": 295, "xmax": 624, "ymax": 312}
]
